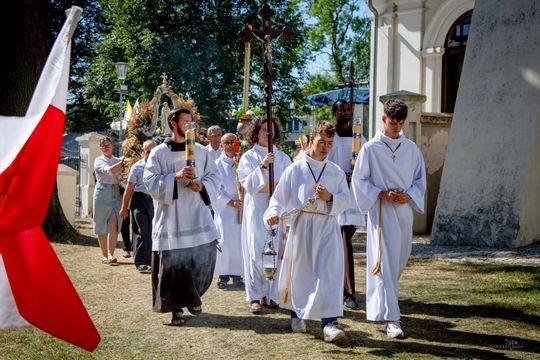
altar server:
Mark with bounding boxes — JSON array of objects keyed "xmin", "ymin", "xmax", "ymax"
[
  {"xmin": 213, "ymin": 133, "xmax": 245, "ymax": 289},
  {"xmin": 144, "ymin": 107, "xmax": 220, "ymax": 326},
  {"xmin": 352, "ymin": 99, "xmax": 426, "ymax": 338},
  {"xmin": 264, "ymin": 121, "xmax": 349, "ymax": 342},
  {"xmin": 237, "ymin": 117, "xmax": 291, "ymax": 314}
]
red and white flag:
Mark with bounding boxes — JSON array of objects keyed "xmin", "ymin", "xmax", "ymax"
[{"xmin": 0, "ymin": 6, "xmax": 100, "ymax": 351}]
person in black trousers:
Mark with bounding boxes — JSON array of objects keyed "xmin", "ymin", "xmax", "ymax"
[{"xmin": 120, "ymin": 140, "xmax": 157, "ymax": 271}]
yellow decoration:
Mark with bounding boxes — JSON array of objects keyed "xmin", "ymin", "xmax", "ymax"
[
  {"xmin": 351, "ymin": 120, "xmax": 362, "ymax": 167},
  {"xmin": 185, "ymin": 122, "xmax": 196, "ymax": 168}
]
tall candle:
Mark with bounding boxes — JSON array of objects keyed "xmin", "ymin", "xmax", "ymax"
[
  {"xmin": 185, "ymin": 122, "xmax": 196, "ymax": 168},
  {"xmin": 351, "ymin": 118, "xmax": 362, "ymax": 167}
]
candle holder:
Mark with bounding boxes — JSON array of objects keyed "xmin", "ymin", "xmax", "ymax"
[
  {"xmin": 185, "ymin": 122, "xmax": 197, "ymax": 168},
  {"xmin": 351, "ymin": 117, "xmax": 362, "ymax": 169}
]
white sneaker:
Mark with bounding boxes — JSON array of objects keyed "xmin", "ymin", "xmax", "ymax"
[
  {"xmin": 291, "ymin": 318, "xmax": 306, "ymax": 333},
  {"xmin": 385, "ymin": 321, "xmax": 404, "ymax": 338},
  {"xmin": 323, "ymin": 322, "xmax": 345, "ymax": 342}
]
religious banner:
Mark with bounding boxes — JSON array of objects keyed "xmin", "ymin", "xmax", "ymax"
[{"xmin": 0, "ymin": 7, "xmax": 100, "ymax": 351}]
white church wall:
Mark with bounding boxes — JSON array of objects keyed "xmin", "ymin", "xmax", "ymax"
[
  {"xmin": 518, "ymin": 120, "xmax": 540, "ymax": 246},
  {"xmin": 421, "ymin": 0, "xmax": 475, "ymax": 113},
  {"xmin": 369, "ymin": 0, "xmax": 475, "ymax": 130}
]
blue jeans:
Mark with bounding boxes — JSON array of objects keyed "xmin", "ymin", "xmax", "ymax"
[{"xmin": 290, "ymin": 310, "xmax": 337, "ymax": 329}]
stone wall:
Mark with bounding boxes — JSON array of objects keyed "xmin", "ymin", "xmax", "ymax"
[
  {"xmin": 420, "ymin": 113, "xmax": 452, "ymax": 232},
  {"xmin": 432, "ymin": 0, "xmax": 540, "ymax": 247}
]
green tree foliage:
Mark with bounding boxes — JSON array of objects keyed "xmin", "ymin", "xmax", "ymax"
[
  {"xmin": 48, "ymin": 0, "xmax": 107, "ymax": 132},
  {"xmin": 83, "ymin": 0, "xmax": 309, "ymax": 133},
  {"xmin": 302, "ymin": 0, "xmax": 370, "ymax": 83},
  {"xmin": 295, "ymin": 72, "xmax": 337, "ymax": 121}
]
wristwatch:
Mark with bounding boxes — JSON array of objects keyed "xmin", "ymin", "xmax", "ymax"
[{"xmin": 259, "ymin": 163, "xmax": 267, "ymax": 170}]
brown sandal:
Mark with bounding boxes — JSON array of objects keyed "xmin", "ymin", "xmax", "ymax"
[{"xmin": 171, "ymin": 311, "xmax": 186, "ymax": 326}]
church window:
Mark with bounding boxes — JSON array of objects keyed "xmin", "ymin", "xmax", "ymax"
[{"xmin": 442, "ymin": 10, "xmax": 473, "ymax": 113}]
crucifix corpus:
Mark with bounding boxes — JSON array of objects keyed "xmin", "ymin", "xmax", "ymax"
[
  {"xmin": 239, "ymin": 3, "xmax": 293, "ymax": 197},
  {"xmin": 337, "ymin": 61, "xmax": 360, "ymax": 129}
]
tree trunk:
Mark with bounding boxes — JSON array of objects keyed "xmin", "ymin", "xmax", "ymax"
[
  {"xmin": 1, "ymin": 0, "xmax": 78, "ymax": 241},
  {"xmin": 43, "ymin": 184, "xmax": 78, "ymax": 242}
]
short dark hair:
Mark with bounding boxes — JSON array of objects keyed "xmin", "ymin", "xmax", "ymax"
[
  {"xmin": 332, "ymin": 99, "xmax": 349, "ymax": 114},
  {"xmin": 383, "ymin": 99, "xmax": 408, "ymax": 121},
  {"xmin": 167, "ymin": 108, "xmax": 191, "ymax": 129},
  {"xmin": 311, "ymin": 120, "xmax": 335, "ymax": 139}
]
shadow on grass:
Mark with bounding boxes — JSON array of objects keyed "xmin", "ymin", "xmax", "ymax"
[
  {"xmin": 402, "ymin": 315, "xmax": 540, "ymax": 356},
  {"xmin": 53, "ymin": 233, "xmax": 99, "ymax": 247},
  {"xmin": 325, "ymin": 333, "xmax": 512, "ymax": 359},
  {"xmin": 182, "ymin": 313, "xmax": 523, "ymax": 359},
  {"xmin": 469, "ymin": 264, "xmax": 540, "ymax": 275},
  {"xmin": 400, "ymin": 299, "xmax": 540, "ymax": 326},
  {"xmin": 344, "ymin": 305, "xmax": 539, "ymax": 356}
]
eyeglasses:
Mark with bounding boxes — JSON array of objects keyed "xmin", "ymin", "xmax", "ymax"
[
  {"xmin": 222, "ymin": 141, "xmax": 235, "ymax": 145},
  {"xmin": 316, "ymin": 140, "xmax": 333, "ymax": 147}
]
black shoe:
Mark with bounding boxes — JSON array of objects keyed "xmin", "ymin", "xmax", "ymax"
[
  {"xmin": 232, "ymin": 280, "xmax": 245, "ymax": 289},
  {"xmin": 344, "ymin": 296, "xmax": 359, "ymax": 309},
  {"xmin": 217, "ymin": 280, "xmax": 227, "ymax": 290}
]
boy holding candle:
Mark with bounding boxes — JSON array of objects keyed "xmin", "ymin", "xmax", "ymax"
[{"xmin": 143, "ymin": 107, "xmax": 220, "ymax": 326}]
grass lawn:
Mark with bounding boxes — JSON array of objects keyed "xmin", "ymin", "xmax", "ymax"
[{"xmin": 0, "ymin": 225, "xmax": 539, "ymax": 359}]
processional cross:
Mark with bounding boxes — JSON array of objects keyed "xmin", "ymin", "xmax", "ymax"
[
  {"xmin": 239, "ymin": 4, "xmax": 293, "ymax": 197},
  {"xmin": 337, "ymin": 61, "xmax": 363, "ymax": 129}
]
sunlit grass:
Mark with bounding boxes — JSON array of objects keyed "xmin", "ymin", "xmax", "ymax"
[{"xmin": 0, "ymin": 227, "xmax": 538, "ymax": 359}]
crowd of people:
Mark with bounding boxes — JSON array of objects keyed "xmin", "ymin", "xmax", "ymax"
[{"xmin": 91, "ymin": 98, "xmax": 426, "ymax": 342}]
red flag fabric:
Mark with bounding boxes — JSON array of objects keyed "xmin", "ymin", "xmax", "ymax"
[{"xmin": 0, "ymin": 6, "xmax": 100, "ymax": 351}]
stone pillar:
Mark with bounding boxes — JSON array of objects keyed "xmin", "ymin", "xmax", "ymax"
[
  {"xmin": 432, "ymin": 0, "xmax": 540, "ymax": 247},
  {"xmin": 422, "ymin": 48, "xmax": 445, "ymax": 113},
  {"xmin": 76, "ymin": 132, "xmax": 105, "ymax": 217},
  {"xmin": 379, "ymin": 90, "xmax": 427, "ymax": 234},
  {"xmin": 420, "ymin": 113, "xmax": 452, "ymax": 232},
  {"xmin": 56, "ymin": 164, "xmax": 78, "ymax": 225}
]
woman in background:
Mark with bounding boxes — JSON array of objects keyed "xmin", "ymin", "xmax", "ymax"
[{"xmin": 93, "ymin": 136, "xmax": 124, "ymax": 264}]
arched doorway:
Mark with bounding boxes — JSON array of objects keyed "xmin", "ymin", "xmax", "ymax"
[{"xmin": 442, "ymin": 10, "xmax": 472, "ymax": 113}]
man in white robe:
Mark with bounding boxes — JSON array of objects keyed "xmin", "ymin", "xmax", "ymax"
[
  {"xmin": 328, "ymin": 100, "xmax": 367, "ymax": 309},
  {"xmin": 143, "ymin": 108, "xmax": 220, "ymax": 326},
  {"xmin": 205, "ymin": 125, "xmax": 223, "ymax": 163},
  {"xmin": 237, "ymin": 117, "xmax": 292, "ymax": 313},
  {"xmin": 264, "ymin": 121, "xmax": 349, "ymax": 342},
  {"xmin": 352, "ymin": 99, "xmax": 426, "ymax": 338},
  {"xmin": 213, "ymin": 133, "xmax": 244, "ymax": 289}
]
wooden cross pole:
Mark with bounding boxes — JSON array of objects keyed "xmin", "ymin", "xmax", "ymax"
[
  {"xmin": 239, "ymin": 4, "xmax": 293, "ymax": 197},
  {"xmin": 337, "ymin": 61, "xmax": 360, "ymax": 129}
]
